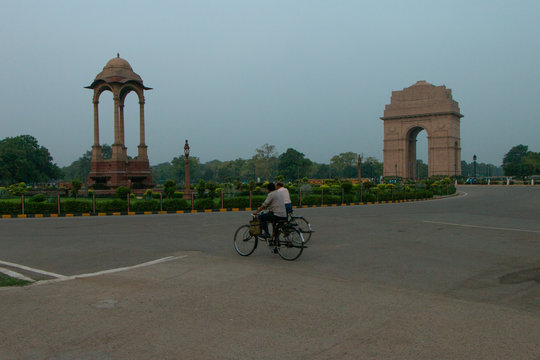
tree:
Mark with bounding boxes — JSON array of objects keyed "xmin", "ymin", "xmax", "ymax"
[
  {"xmin": 311, "ymin": 163, "xmax": 331, "ymax": 179},
  {"xmin": 503, "ymin": 145, "xmax": 539, "ymax": 178},
  {"xmin": 61, "ymin": 144, "xmax": 112, "ymax": 182},
  {"xmin": 163, "ymin": 179, "xmax": 177, "ymax": 198},
  {"xmin": 330, "ymin": 152, "xmax": 358, "ymax": 178},
  {"xmin": 361, "ymin": 157, "xmax": 383, "ymax": 179},
  {"xmin": 0, "ymin": 135, "xmax": 61, "ymax": 186},
  {"xmin": 277, "ymin": 148, "xmax": 312, "ymax": 180},
  {"xmin": 151, "ymin": 162, "xmax": 174, "ymax": 184},
  {"xmin": 252, "ymin": 144, "xmax": 278, "ymax": 180},
  {"xmin": 171, "ymin": 155, "xmax": 201, "ymax": 186},
  {"xmin": 70, "ymin": 179, "xmax": 82, "ymax": 198}
]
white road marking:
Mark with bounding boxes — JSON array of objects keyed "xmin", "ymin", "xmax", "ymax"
[
  {"xmin": 423, "ymin": 220, "xmax": 540, "ymax": 234},
  {"xmin": 0, "ymin": 255, "xmax": 188, "ymax": 286},
  {"xmin": 0, "ymin": 260, "xmax": 66, "ymax": 279},
  {"xmin": 0, "ymin": 267, "xmax": 35, "ymax": 282},
  {"xmin": 33, "ymin": 255, "xmax": 188, "ymax": 285}
]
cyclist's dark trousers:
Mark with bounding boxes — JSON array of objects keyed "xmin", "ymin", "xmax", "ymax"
[
  {"xmin": 285, "ymin": 203, "xmax": 293, "ymax": 214},
  {"xmin": 258, "ymin": 212, "xmax": 287, "ymax": 235}
]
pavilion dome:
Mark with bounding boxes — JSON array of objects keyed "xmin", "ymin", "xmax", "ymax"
[{"xmin": 86, "ymin": 54, "xmax": 151, "ymax": 89}]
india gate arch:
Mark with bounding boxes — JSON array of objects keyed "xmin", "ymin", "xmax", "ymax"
[
  {"xmin": 86, "ymin": 54, "xmax": 154, "ymax": 189},
  {"xmin": 380, "ymin": 81, "xmax": 463, "ymax": 179}
]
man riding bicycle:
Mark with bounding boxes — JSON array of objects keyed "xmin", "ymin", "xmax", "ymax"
[
  {"xmin": 252, "ymin": 182, "xmax": 287, "ymax": 239},
  {"xmin": 276, "ymin": 182, "xmax": 292, "ymax": 214}
]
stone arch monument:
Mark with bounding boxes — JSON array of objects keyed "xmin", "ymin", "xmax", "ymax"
[
  {"xmin": 380, "ymin": 81, "xmax": 463, "ymax": 179},
  {"xmin": 86, "ymin": 54, "xmax": 154, "ymax": 189}
]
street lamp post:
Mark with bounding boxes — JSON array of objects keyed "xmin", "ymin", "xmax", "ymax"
[
  {"xmin": 394, "ymin": 164, "xmax": 397, "ymax": 182},
  {"xmin": 473, "ymin": 154, "xmax": 477, "ymax": 180},
  {"xmin": 184, "ymin": 140, "xmax": 191, "ymax": 194}
]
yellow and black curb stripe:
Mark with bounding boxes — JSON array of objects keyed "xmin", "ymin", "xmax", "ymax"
[{"xmin": 0, "ymin": 198, "xmax": 434, "ymax": 219}]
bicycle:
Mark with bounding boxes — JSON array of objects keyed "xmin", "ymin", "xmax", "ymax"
[
  {"xmin": 234, "ymin": 214, "xmax": 305, "ymax": 261},
  {"xmin": 287, "ymin": 210, "xmax": 313, "ymax": 243}
]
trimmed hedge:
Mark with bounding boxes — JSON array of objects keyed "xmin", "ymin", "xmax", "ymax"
[
  {"xmin": 0, "ymin": 185, "xmax": 451, "ymax": 215},
  {"xmin": 63, "ymin": 199, "xmax": 92, "ymax": 213},
  {"xmin": 130, "ymin": 199, "xmax": 161, "ymax": 212},
  {"xmin": 222, "ymin": 195, "xmax": 266, "ymax": 208},
  {"xmin": 0, "ymin": 200, "xmax": 25, "ymax": 214},
  {"xmin": 23, "ymin": 202, "xmax": 58, "ymax": 214},
  {"xmin": 163, "ymin": 198, "xmax": 191, "ymax": 211}
]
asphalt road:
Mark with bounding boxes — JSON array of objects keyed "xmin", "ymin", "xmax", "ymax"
[{"xmin": 1, "ymin": 186, "xmax": 539, "ymax": 359}]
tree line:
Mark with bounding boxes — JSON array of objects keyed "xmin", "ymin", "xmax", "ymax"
[{"xmin": 4, "ymin": 135, "xmax": 537, "ymax": 187}]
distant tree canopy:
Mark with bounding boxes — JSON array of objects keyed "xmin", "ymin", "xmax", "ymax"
[
  {"xmin": 151, "ymin": 145, "xmax": 384, "ymax": 185},
  {"xmin": 61, "ymin": 144, "xmax": 112, "ymax": 182},
  {"xmin": 0, "ymin": 135, "xmax": 60, "ymax": 186},
  {"xmin": 277, "ymin": 148, "xmax": 312, "ymax": 180},
  {"xmin": 502, "ymin": 144, "xmax": 540, "ymax": 178}
]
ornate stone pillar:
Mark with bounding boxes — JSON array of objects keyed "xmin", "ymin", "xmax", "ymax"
[
  {"xmin": 138, "ymin": 100, "xmax": 148, "ymax": 160},
  {"xmin": 119, "ymin": 103, "xmax": 127, "ymax": 158},
  {"xmin": 92, "ymin": 100, "xmax": 102, "ymax": 161},
  {"xmin": 112, "ymin": 94, "xmax": 123, "ymax": 160}
]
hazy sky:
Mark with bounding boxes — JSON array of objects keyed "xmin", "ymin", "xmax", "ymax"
[{"xmin": 1, "ymin": 1, "xmax": 539, "ymax": 167}]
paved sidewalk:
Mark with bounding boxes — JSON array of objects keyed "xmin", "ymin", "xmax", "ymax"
[{"xmin": 1, "ymin": 251, "xmax": 539, "ymax": 360}]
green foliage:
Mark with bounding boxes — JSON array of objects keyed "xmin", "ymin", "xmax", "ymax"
[
  {"xmin": 222, "ymin": 195, "xmax": 266, "ymax": 208},
  {"xmin": 23, "ymin": 201, "xmax": 58, "ymax": 214},
  {"xmin": 194, "ymin": 198, "xmax": 215, "ymax": 210},
  {"xmin": 61, "ymin": 144, "xmax": 111, "ymax": 182},
  {"xmin": 71, "ymin": 179, "xmax": 82, "ymax": 198},
  {"xmin": 330, "ymin": 152, "xmax": 358, "ymax": 178},
  {"xmin": 502, "ymin": 145, "xmax": 540, "ymax": 178},
  {"xmin": 205, "ymin": 181, "xmax": 218, "ymax": 198},
  {"xmin": 341, "ymin": 181, "xmax": 353, "ymax": 193},
  {"xmin": 130, "ymin": 199, "xmax": 160, "ymax": 212},
  {"xmin": 0, "ymin": 273, "xmax": 31, "ymax": 287},
  {"xmin": 7, "ymin": 183, "xmax": 29, "ymax": 195},
  {"xmin": 277, "ymin": 148, "xmax": 312, "ymax": 180},
  {"xmin": 171, "ymin": 155, "xmax": 201, "ymax": 186},
  {"xmin": 163, "ymin": 179, "xmax": 177, "ymax": 198},
  {"xmin": 143, "ymin": 189, "xmax": 153, "ymax": 199},
  {"xmin": 96, "ymin": 199, "xmax": 127, "ymax": 212},
  {"xmin": 0, "ymin": 135, "xmax": 61, "ymax": 186},
  {"xmin": 62, "ymin": 199, "xmax": 92, "ymax": 213},
  {"xmin": 115, "ymin": 186, "xmax": 131, "ymax": 199},
  {"xmin": 30, "ymin": 193, "xmax": 46, "ymax": 202},
  {"xmin": 196, "ymin": 179, "xmax": 206, "ymax": 197},
  {"xmin": 163, "ymin": 198, "xmax": 191, "ymax": 211},
  {"xmin": 151, "ymin": 162, "xmax": 174, "ymax": 184},
  {"xmin": 0, "ymin": 200, "xmax": 25, "ymax": 214},
  {"xmin": 252, "ymin": 144, "xmax": 278, "ymax": 181}
]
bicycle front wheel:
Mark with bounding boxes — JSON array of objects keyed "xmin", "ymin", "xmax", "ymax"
[
  {"xmin": 277, "ymin": 229, "xmax": 304, "ymax": 261},
  {"xmin": 234, "ymin": 225, "xmax": 257, "ymax": 256},
  {"xmin": 292, "ymin": 216, "xmax": 312, "ymax": 243}
]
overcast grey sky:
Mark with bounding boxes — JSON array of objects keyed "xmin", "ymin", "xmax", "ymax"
[{"xmin": 1, "ymin": 1, "xmax": 539, "ymax": 167}]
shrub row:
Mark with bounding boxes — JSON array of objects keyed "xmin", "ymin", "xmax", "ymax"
[{"xmin": 0, "ymin": 186, "xmax": 454, "ymax": 215}]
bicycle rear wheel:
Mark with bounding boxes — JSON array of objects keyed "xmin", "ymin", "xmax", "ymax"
[
  {"xmin": 234, "ymin": 225, "xmax": 257, "ymax": 256},
  {"xmin": 277, "ymin": 229, "xmax": 304, "ymax": 261},
  {"xmin": 291, "ymin": 216, "xmax": 312, "ymax": 243}
]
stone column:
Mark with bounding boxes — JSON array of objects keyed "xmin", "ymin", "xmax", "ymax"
[
  {"xmin": 112, "ymin": 95, "xmax": 123, "ymax": 161},
  {"xmin": 91, "ymin": 100, "xmax": 102, "ymax": 161},
  {"xmin": 138, "ymin": 100, "xmax": 148, "ymax": 160},
  {"xmin": 119, "ymin": 103, "xmax": 127, "ymax": 158},
  {"xmin": 93, "ymin": 100, "xmax": 100, "ymax": 146},
  {"xmin": 357, "ymin": 155, "xmax": 362, "ymax": 182}
]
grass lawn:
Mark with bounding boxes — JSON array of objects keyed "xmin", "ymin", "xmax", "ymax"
[{"xmin": 0, "ymin": 273, "xmax": 31, "ymax": 287}]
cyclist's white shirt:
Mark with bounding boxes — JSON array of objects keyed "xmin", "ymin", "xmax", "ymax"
[
  {"xmin": 277, "ymin": 187, "xmax": 291, "ymax": 205},
  {"xmin": 262, "ymin": 190, "xmax": 287, "ymax": 217}
]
